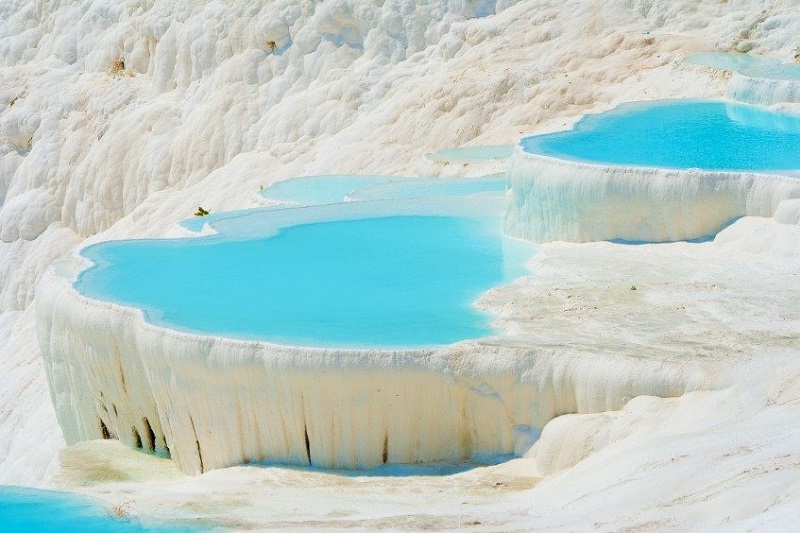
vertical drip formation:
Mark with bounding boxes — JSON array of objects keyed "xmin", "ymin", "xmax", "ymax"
[
  {"xmin": 37, "ymin": 269, "xmax": 703, "ymax": 475},
  {"xmin": 727, "ymin": 72, "xmax": 800, "ymax": 105},
  {"xmin": 686, "ymin": 53, "xmax": 800, "ymax": 106},
  {"xmin": 506, "ymin": 100, "xmax": 800, "ymax": 244},
  {"xmin": 505, "ymin": 150, "xmax": 800, "ymax": 243}
]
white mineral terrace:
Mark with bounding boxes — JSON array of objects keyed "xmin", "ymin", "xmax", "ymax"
[
  {"xmin": 36, "ymin": 175, "xmax": 800, "ymax": 478},
  {"xmin": 4, "ymin": 0, "xmax": 800, "ymax": 529},
  {"xmin": 686, "ymin": 52, "xmax": 800, "ymax": 105},
  {"xmin": 728, "ymin": 71, "xmax": 800, "ymax": 105},
  {"xmin": 37, "ymin": 260, "xmax": 709, "ymax": 475},
  {"xmin": 504, "ymin": 148, "xmax": 800, "ymax": 243}
]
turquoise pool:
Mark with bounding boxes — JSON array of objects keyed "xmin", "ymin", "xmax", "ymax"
[
  {"xmin": 180, "ymin": 175, "xmax": 505, "ymax": 233},
  {"xmin": 520, "ymin": 100, "xmax": 800, "ymax": 171},
  {"xmin": 0, "ymin": 486, "xmax": 178, "ymax": 532},
  {"xmin": 258, "ymin": 174, "xmax": 505, "ymax": 205},
  {"xmin": 76, "ymin": 214, "xmax": 534, "ymax": 348},
  {"xmin": 260, "ymin": 175, "xmax": 408, "ymax": 206},
  {"xmin": 180, "ymin": 176, "xmax": 408, "ymax": 233}
]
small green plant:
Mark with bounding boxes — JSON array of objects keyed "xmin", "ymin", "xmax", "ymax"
[
  {"xmin": 194, "ymin": 206, "xmax": 210, "ymax": 217},
  {"xmin": 629, "ymin": 285, "xmax": 637, "ymax": 291}
]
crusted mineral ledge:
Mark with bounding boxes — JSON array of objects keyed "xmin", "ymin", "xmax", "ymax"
[
  {"xmin": 728, "ymin": 71, "xmax": 800, "ymax": 105},
  {"xmin": 505, "ymin": 148, "xmax": 800, "ymax": 243},
  {"xmin": 36, "ymin": 263, "xmax": 707, "ymax": 475}
]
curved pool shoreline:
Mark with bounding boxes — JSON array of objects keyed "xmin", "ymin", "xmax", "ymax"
[
  {"xmin": 37, "ymin": 261, "xmax": 704, "ymax": 475},
  {"xmin": 74, "ymin": 194, "xmax": 532, "ymax": 350},
  {"xmin": 519, "ymin": 100, "xmax": 800, "ymax": 172},
  {"xmin": 507, "ymin": 100, "xmax": 800, "ymax": 243}
]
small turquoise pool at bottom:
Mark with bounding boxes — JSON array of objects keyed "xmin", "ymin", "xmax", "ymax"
[
  {"xmin": 76, "ymin": 215, "xmax": 535, "ymax": 348},
  {"xmin": 0, "ymin": 486, "xmax": 170, "ymax": 532}
]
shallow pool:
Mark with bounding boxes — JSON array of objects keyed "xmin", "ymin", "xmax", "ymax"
[
  {"xmin": 180, "ymin": 175, "xmax": 505, "ymax": 233},
  {"xmin": 687, "ymin": 52, "xmax": 800, "ymax": 81},
  {"xmin": 76, "ymin": 214, "xmax": 534, "ymax": 348},
  {"xmin": 260, "ymin": 175, "xmax": 408, "ymax": 206},
  {"xmin": 0, "ymin": 486, "xmax": 176, "ymax": 532},
  {"xmin": 520, "ymin": 100, "xmax": 800, "ymax": 171},
  {"xmin": 426, "ymin": 145, "xmax": 514, "ymax": 163},
  {"xmin": 258, "ymin": 174, "xmax": 505, "ymax": 206}
]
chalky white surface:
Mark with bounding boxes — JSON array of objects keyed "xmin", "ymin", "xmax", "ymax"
[{"xmin": 2, "ymin": 0, "xmax": 800, "ymax": 529}]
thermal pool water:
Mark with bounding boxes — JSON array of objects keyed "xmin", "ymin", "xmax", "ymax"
[
  {"xmin": 506, "ymin": 100, "xmax": 800, "ymax": 243},
  {"xmin": 520, "ymin": 100, "xmax": 800, "ymax": 171},
  {"xmin": 0, "ymin": 486, "xmax": 174, "ymax": 532},
  {"xmin": 76, "ymin": 212, "xmax": 533, "ymax": 349}
]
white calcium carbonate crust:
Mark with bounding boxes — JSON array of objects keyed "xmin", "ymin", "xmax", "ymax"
[
  {"xmin": 37, "ymin": 265, "xmax": 705, "ymax": 474},
  {"xmin": 2, "ymin": 0, "xmax": 800, "ymax": 528},
  {"xmin": 505, "ymin": 148, "xmax": 800, "ymax": 243}
]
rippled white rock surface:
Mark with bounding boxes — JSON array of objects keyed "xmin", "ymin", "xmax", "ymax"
[{"xmin": 3, "ymin": 0, "xmax": 800, "ymax": 529}]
